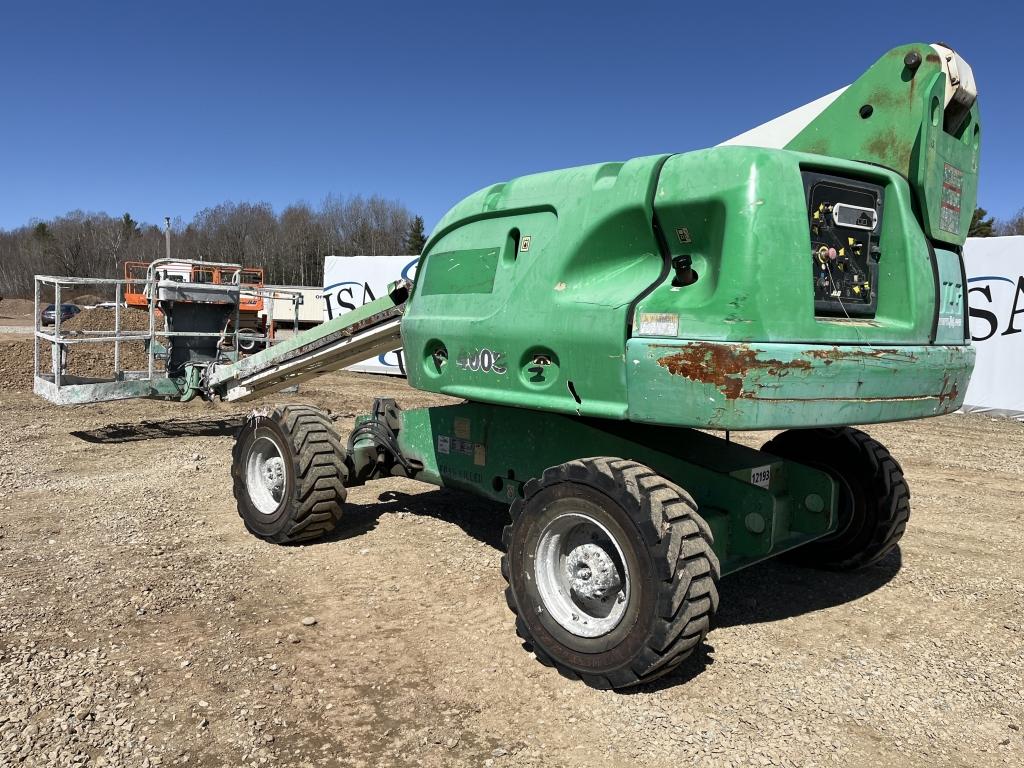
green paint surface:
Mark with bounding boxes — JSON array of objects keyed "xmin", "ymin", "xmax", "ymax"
[
  {"xmin": 640, "ymin": 148, "xmax": 939, "ymax": 345},
  {"xmin": 402, "ymin": 156, "xmax": 668, "ymax": 420},
  {"xmin": 418, "ymin": 248, "xmax": 501, "ymax": 296},
  {"xmin": 395, "ymin": 402, "xmax": 838, "ymax": 575},
  {"xmin": 402, "ymin": 120, "xmax": 975, "ymax": 430}
]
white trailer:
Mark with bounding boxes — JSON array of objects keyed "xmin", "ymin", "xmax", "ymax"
[{"xmin": 260, "ymin": 285, "xmax": 324, "ymax": 337}]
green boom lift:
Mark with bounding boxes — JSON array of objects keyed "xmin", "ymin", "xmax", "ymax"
[{"xmin": 35, "ymin": 43, "xmax": 980, "ymax": 688}]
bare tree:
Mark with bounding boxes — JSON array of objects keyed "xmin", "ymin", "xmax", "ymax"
[
  {"xmin": 997, "ymin": 208, "xmax": 1024, "ymax": 236},
  {"xmin": 0, "ymin": 194, "xmax": 415, "ymax": 297}
]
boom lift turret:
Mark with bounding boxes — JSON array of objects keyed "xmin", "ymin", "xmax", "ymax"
[{"xmin": 34, "ymin": 43, "xmax": 979, "ymax": 688}]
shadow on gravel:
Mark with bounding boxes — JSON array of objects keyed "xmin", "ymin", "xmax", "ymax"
[
  {"xmin": 715, "ymin": 548, "xmax": 902, "ymax": 627},
  {"xmin": 71, "ymin": 416, "xmax": 244, "ymax": 444},
  {"xmin": 308, "ymin": 488, "xmax": 507, "ymax": 548},
  {"xmin": 623, "ymin": 645, "xmax": 718, "ymax": 693}
]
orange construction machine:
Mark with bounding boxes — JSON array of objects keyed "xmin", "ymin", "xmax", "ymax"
[{"xmin": 123, "ymin": 261, "xmax": 269, "ymax": 352}]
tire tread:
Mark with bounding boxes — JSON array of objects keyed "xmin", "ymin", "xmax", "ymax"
[
  {"xmin": 231, "ymin": 404, "xmax": 347, "ymax": 544},
  {"xmin": 501, "ymin": 457, "xmax": 719, "ymax": 689}
]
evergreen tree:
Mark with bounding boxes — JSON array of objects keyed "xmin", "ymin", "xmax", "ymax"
[
  {"xmin": 969, "ymin": 207, "xmax": 995, "ymax": 237},
  {"xmin": 404, "ymin": 215, "xmax": 427, "ymax": 255},
  {"xmin": 121, "ymin": 212, "xmax": 141, "ymax": 240}
]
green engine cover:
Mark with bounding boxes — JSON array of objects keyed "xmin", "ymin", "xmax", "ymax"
[
  {"xmin": 401, "ymin": 45, "xmax": 977, "ymax": 431},
  {"xmin": 402, "ymin": 155, "xmax": 669, "ymax": 420}
]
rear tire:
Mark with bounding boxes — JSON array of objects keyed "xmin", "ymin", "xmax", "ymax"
[
  {"xmin": 501, "ymin": 458, "xmax": 719, "ymax": 689},
  {"xmin": 761, "ymin": 427, "xmax": 909, "ymax": 570},
  {"xmin": 231, "ymin": 404, "xmax": 347, "ymax": 544}
]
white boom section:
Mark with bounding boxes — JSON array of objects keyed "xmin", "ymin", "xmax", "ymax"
[{"xmin": 717, "ymin": 87, "xmax": 848, "ymax": 149}]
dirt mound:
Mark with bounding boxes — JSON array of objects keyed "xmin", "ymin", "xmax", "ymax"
[
  {"xmin": 0, "ymin": 297, "xmax": 36, "ymax": 322},
  {"xmin": 0, "ymin": 335, "xmax": 153, "ymax": 391},
  {"xmin": 56, "ymin": 306, "xmax": 153, "ymax": 377},
  {"xmin": 0, "ymin": 308, "xmax": 157, "ymax": 389},
  {"xmin": 68, "ymin": 293, "xmax": 108, "ymax": 306},
  {"xmin": 0, "ymin": 339, "xmax": 34, "ymax": 390},
  {"xmin": 63, "ymin": 306, "xmax": 153, "ymax": 333},
  {"xmin": 66, "ymin": 339, "xmax": 152, "ymax": 379}
]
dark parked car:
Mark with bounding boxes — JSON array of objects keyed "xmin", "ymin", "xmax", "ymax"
[{"xmin": 40, "ymin": 303, "xmax": 81, "ymax": 326}]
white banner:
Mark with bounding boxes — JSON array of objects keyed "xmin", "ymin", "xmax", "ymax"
[
  {"xmin": 321, "ymin": 240, "xmax": 1024, "ymax": 419},
  {"xmin": 322, "ymin": 255, "xmax": 419, "ymax": 375},
  {"xmin": 963, "ymin": 236, "xmax": 1024, "ymax": 420}
]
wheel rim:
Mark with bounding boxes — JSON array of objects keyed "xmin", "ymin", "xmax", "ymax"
[
  {"xmin": 534, "ymin": 509, "xmax": 630, "ymax": 638},
  {"xmin": 238, "ymin": 331, "xmax": 257, "ymax": 352},
  {"xmin": 245, "ymin": 435, "xmax": 287, "ymax": 515},
  {"xmin": 813, "ymin": 468, "xmax": 859, "ymax": 544}
]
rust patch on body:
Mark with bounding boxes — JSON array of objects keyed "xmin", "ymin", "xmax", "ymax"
[
  {"xmin": 802, "ymin": 347, "xmax": 918, "ymax": 366},
  {"xmin": 656, "ymin": 343, "xmax": 940, "ymax": 404},
  {"xmin": 937, "ymin": 374, "xmax": 960, "ymax": 407},
  {"xmin": 865, "ymin": 127, "xmax": 911, "ymax": 172},
  {"xmin": 657, "ymin": 343, "xmax": 811, "ymax": 400},
  {"xmin": 866, "ymin": 88, "xmax": 901, "ymax": 109}
]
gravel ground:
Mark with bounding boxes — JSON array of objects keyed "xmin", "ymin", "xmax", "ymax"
[{"xmin": 0, "ymin": 370, "xmax": 1022, "ymax": 767}]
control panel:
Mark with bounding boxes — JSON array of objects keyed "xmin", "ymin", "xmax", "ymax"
[{"xmin": 803, "ymin": 172, "xmax": 884, "ymax": 317}]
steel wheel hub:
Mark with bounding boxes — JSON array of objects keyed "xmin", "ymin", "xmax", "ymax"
[
  {"xmin": 246, "ymin": 436, "xmax": 288, "ymax": 515},
  {"xmin": 565, "ymin": 543, "xmax": 622, "ymax": 601},
  {"xmin": 263, "ymin": 459, "xmax": 285, "ymax": 493},
  {"xmin": 534, "ymin": 510, "xmax": 630, "ymax": 638}
]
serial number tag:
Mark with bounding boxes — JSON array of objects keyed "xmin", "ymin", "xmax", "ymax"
[
  {"xmin": 750, "ymin": 465, "xmax": 771, "ymax": 489},
  {"xmin": 832, "ymin": 203, "xmax": 878, "ymax": 231}
]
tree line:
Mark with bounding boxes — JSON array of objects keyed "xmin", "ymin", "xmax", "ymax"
[
  {"xmin": 0, "ymin": 195, "xmax": 429, "ymax": 298},
  {"xmin": 969, "ymin": 207, "xmax": 1024, "ymax": 238}
]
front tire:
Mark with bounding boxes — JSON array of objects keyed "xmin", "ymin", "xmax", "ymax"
[
  {"xmin": 761, "ymin": 427, "xmax": 909, "ymax": 570},
  {"xmin": 231, "ymin": 405, "xmax": 347, "ymax": 544},
  {"xmin": 501, "ymin": 458, "xmax": 719, "ymax": 689}
]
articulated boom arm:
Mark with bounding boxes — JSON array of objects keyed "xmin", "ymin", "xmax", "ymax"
[{"xmin": 205, "ymin": 282, "xmax": 409, "ymax": 402}]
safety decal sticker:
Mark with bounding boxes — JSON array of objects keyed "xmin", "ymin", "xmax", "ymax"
[
  {"xmin": 437, "ymin": 435, "xmax": 450, "ymax": 455},
  {"xmin": 940, "ymin": 164, "xmax": 963, "ymax": 235},
  {"xmin": 637, "ymin": 312, "xmax": 679, "ymax": 337}
]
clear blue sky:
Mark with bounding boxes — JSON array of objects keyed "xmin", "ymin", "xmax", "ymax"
[{"xmin": 1, "ymin": 1, "xmax": 1019, "ymax": 233}]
